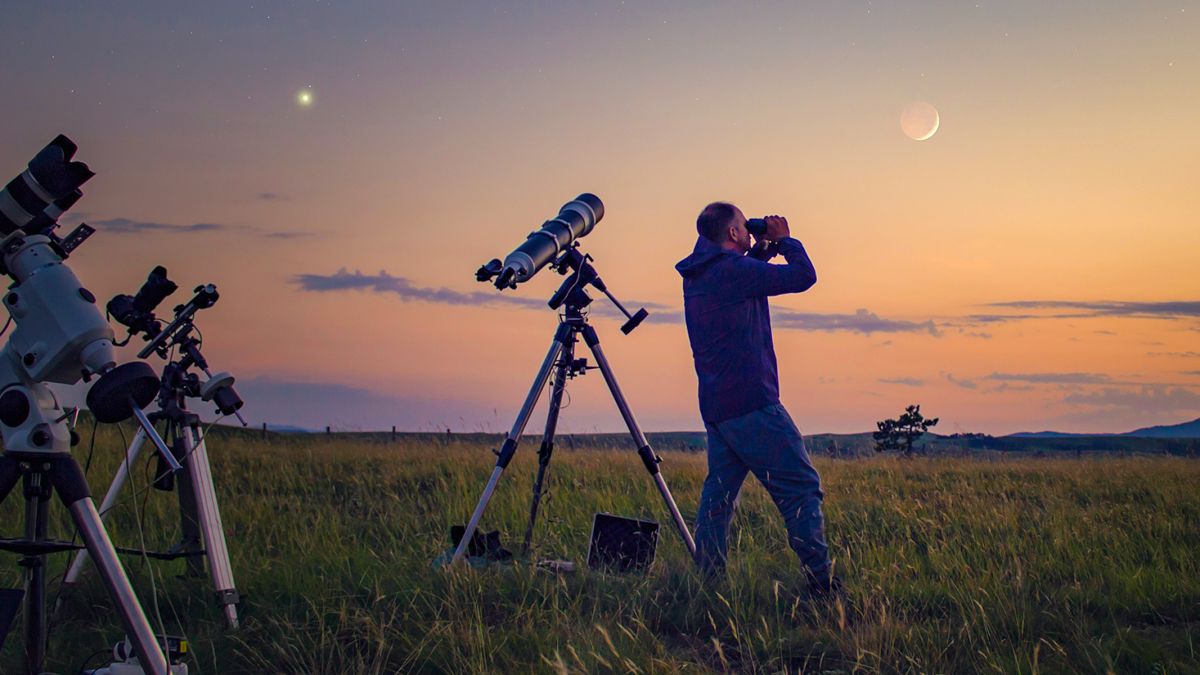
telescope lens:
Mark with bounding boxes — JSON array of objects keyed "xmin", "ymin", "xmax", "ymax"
[
  {"xmin": 133, "ymin": 266, "xmax": 178, "ymax": 313},
  {"xmin": 0, "ymin": 135, "xmax": 94, "ymax": 236}
]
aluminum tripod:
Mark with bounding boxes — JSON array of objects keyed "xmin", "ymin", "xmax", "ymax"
[
  {"xmin": 60, "ymin": 386, "xmax": 240, "ymax": 628},
  {"xmin": 452, "ymin": 306, "xmax": 697, "ymax": 565}
]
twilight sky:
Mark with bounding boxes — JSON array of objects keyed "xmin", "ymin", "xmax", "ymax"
[{"xmin": 2, "ymin": 1, "xmax": 1197, "ymax": 434}]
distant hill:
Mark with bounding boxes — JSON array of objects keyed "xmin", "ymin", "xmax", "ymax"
[
  {"xmin": 1124, "ymin": 417, "xmax": 1200, "ymax": 438},
  {"xmin": 1009, "ymin": 417, "xmax": 1200, "ymax": 439},
  {"xmin": 1008, "ymin": 430, "xmax": 1097, "ymax": 439}
]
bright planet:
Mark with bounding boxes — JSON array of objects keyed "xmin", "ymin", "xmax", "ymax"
[
  {"xmin": 901, "ymin": 101, "xmax": 940, "ymax": 140},
  {"xmin": 296, "ymin": 89, "xmax": 314, "ymax": 107}
]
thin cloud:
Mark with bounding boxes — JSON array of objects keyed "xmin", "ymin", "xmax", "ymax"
[
  {"xmin": 963, "ymin": 313, "xmax": 1078, "ymax": 324},
  {"xmin": 945, "ymin": 373, "xmax": 978, "ymax": 389},
  {"xmin": 770, "ymin": 308, "xmax": 940, "ymax": 336},
  {"xmin": 95, "ymin": 216, "xmax": 307, "ymax": 240},
  {"xmin": 1062, "ymin": 386, "xmax": 1200, "ymax": 413},
  {"xmin": 262, "ymin": 230, "xmax": 313, "ymax": 240},
  {"xmin": 879, "ymin": 377, "xmax": 924, "ymax": 386},
  {"xmin": 95, "ymin": 218, "xmax": 234, "ymax": 234},
  {"xmin": 256, "ymin": 192, "xmax": 290, "ymax": 201},
  {"xmin": 293, "ymin": 270, "xmax": 941, "ymax": 335},
  {"xmin": 292, "ymin": 268, "xmax": 549, "ymax": 310},
  {"xmin": 976, "ymin": 300, "xmax": 1200, "ymax": 323},
  {"xmin": 986, "ymin": 372, "xmax": 1113, "ymax": 385}
]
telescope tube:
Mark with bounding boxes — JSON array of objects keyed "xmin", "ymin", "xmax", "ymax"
[{"xmin": 494, "ymin": 193, "xmax": 603, "ymax": 289}]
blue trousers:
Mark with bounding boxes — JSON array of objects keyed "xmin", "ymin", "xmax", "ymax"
[{"xmin": 695, "ymin": 403, "xmax": 831, "ymax": 576}]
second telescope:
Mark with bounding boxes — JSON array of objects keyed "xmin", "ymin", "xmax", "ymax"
[{"xmin": 481, "ymin": 193, "xmax": 604, "ymax": 290}]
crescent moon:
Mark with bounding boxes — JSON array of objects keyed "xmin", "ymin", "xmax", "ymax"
[{"xmin": 901, "ymin": 102, "xmax": 940, "ymax": 141}]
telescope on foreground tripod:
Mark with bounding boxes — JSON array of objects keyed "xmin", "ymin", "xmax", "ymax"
[
  {"xmin": 454, "ymin": 194, "xmax": 695, "ymax": 567},
  {"xmin": 59, "ymin": 266, "xmax": 246, "ymax": 630},
  {"xmin": 0, "ymin": 136, "xmax": 181, "ymax": 675}
]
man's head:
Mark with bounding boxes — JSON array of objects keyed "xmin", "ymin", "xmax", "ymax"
[{"xmin": 696, "ymin": 201, "xmax": 752, "ymax": 253}]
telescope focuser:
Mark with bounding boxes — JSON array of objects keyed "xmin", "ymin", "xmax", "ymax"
[{"xmin": 476, "ymin": 259, "xmax": 515, "ymax": 289}]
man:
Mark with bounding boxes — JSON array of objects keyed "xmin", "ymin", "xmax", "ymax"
[{"xmin": 675, "ymin": 201, "xmax": 837, "ymax": 594}]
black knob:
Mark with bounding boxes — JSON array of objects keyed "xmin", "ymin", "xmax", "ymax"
[{"xmin": 0, "ymin": 389, "xmax": 30, "ymax": 427}]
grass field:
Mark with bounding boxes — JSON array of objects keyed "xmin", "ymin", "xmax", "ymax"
[{"xmin": 1, "ymin": 424, "xmax": 1198, "ymax": 673}]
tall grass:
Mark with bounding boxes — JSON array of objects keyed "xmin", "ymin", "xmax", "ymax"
[{"xmin": 1, "ymin": 425, "xmax": 1197, "ymax": 673}]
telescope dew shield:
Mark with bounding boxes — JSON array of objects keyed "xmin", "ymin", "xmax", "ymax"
[
  {"xmin": 495, "ymin": 193, "xmax": 604, "ymax": 289},
  {"xmin": 0, "ymin": 135, "xmax": 94, "ymax": 236}
]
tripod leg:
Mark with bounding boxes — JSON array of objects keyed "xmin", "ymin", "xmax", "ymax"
[
  {"xmin": 582, "ymin": 326, "xmax": 698, "ymax": 559},
  {"xmin": 180, "ymin": 425, "xmax": 240, "ymax": 629},
  {"xmin": 48, "ymin": 456, "xmax": 168, "ymax": 675},
  {"xmin": 451, "ymin": 325, "xmax": 570, "ymax": 565},
  {"xmin": 172, "ymin": 434, "xmax": 205, "ymax": 580},
  {"xmin": 22, "ymin": 470, "xmax": 51, "ymax": 674},
  {"xmin": 0, "ymin": 458, "xmax": 20, "ymax": 502},
  {"xmin": 522, "ymin": 337, "xmax": 575, "ymax": 555},
  {"xmin": 61, "ymin": 426, "xmax": 148, "ymax": 588}
]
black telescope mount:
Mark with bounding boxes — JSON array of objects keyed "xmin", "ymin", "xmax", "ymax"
[{"xmin": 479, "ymin": 242, "xmax": 649, "ymax": 334}]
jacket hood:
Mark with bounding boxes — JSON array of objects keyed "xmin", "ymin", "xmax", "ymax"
[{"xmin": 676, "ymin": 236, "xmax": 735, "ymax": 279}]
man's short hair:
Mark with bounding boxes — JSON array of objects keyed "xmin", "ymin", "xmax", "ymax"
[{"xmin": 696, "ymin": 202, "xmax": 738, "ymax": 242}]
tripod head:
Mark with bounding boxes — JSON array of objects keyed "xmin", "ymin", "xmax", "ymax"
[
  {"xmin": 474, "ymin": 193, "xmax": 648, "ymax": 334},
  {"xmin": 110, "ymin": 268, "xmax": 245, "ymax": 424},
  {"xmin": 546, "ymin": 245, "xmax": 648, "ymax": 334}
]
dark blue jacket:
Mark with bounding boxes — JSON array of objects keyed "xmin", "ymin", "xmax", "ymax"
[{"xmin": 675, "ymin": 236, "xmax": 817, "ymax": 424}]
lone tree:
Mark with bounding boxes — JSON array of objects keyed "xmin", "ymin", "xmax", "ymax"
[{"xmin": 874, "ymin": 404, "xmax": 939, "ymax": 457}]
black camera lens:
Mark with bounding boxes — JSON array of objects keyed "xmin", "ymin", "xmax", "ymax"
[{"xmin": 133, "ymin": 266, "xmax": 178, "ymax": 313}]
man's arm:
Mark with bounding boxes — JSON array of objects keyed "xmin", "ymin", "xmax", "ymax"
[{"xmin": 728, "ymin": 237, "xmax": 817, "ymax": 299}]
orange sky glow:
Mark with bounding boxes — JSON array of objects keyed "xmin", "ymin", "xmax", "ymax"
[{"xmin": 1, "ymin": 2, "xmax": 1197, "ymax": 434}]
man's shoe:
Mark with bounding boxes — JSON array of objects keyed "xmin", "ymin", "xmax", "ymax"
[{"xmin": 807, "ymin": 572, "xmax": 843, "ymax": 599}]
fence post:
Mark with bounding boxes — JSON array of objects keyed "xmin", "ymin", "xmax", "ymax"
[
  {"xmin": 391, "ymin": 425, "xmax": 396, "ymax": 441},
  {"xmin": 326, "ymin": 426, "xmax": 331, "ymax": 435},
  {"xmin": 261, "ymin": 422, "xmax": 267, "ymax": 440}
]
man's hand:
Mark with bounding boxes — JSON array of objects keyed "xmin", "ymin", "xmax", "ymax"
[
  {"xmin": 763, "ymin": 215, "xmax": 790, "ymax": 241},
  {"xmin": 749, "ymin": 238, "xmax": 779, "ymax": 261}
]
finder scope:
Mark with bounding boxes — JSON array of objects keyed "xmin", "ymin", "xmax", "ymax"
[{"xmin": 478, "ymin": 193, "xmax": 603, "ymax": 290}]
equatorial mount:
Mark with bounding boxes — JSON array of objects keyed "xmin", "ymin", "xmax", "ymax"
[
  {"xmin": 478, "ymin": 243, "xmax": 649, "ymax": 334},
  {"xmin": 110, "ymin": 271, "xmax": 245, "ymax": 426}
]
